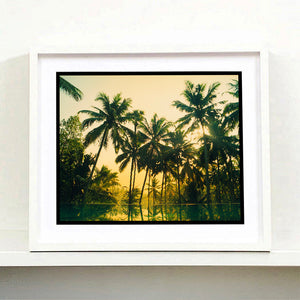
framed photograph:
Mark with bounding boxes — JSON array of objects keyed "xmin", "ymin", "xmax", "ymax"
[{"xmin": 29, "ymin": 49, "xmax": 270, "ymax": 251}]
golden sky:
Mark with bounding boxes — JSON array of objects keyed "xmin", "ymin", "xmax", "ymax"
[{"xmin": 60, "ymin": 74, "xmax": 238, "ymax": 187}]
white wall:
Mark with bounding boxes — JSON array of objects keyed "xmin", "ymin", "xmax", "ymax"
[{"xmin": 0, "ymin": 0, "xmax": 299, "ymax": 298}]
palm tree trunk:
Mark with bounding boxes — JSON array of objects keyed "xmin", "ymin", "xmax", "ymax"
[
  {"xmin": 148, "ymin": 173, "xmax": 151, "ymax": 221},
  {"xmin": 216, "ymin": 154, "xmax": 221, "ymax": 202},
  {"xmin": 132, "ymin": 160, "xmax": 137, "ymax": 191},
  {"xmin": 200, "ymin": 123, "xmax": 212, "ymax": 218},
  {"xmin": 139, "ymin": 167, "xmax": 149, "ymax": 205},
  {"xmin": 164, "ymin": 175, "xmax": 168, "ymax": 220},
  {"xmin": 225, "ymin": 158, "xmax": 235, "ymax": 203},
  {"xmin": 160, "ymin": 172, "xmax": 165, "ymax": 221},
  {"xmin": 228, "ymin": 155, "xmax": 237, "ymax": 195},
  {"xmin": 177, "ymin": 164, "xmax": 182, "ymax": 221},
  {"xmin": 216, "ymin": 154, "xmax": 223, "ymax": 218},
  {"xmin": 129, "ymin": 158, "xmax": 134, "ymax": 195},
  {"xmin": 132, "ymin": 123, "xmax": 137, "ymax": 192},
  {"xmin": 131, "ymin": 160, "xmax": 144, "ymax": 220},
  {"xmin": 89, "ymin": 129, "xmax": 108, "ymax": 181},
  {"xmin": 139, "ymin": 147, "xmax": 153, "ymax": 210},
  {"xmin": 133, "ymin": 161, "xmax": 143, "ymax": 221},
  {"xmin": 203, "ymin": 137, "xmax": 210, "ymax": 204},
  {"xmin": 128, "ymin": 157, "xmax": 134, "ymax": 221},
  {"xmin": 139, "ymin": 204, "xmax": 144, "ymax": 221},
  {"xmin": 82, "ymin": 130, "xmax": 107, "ymax": 207}
]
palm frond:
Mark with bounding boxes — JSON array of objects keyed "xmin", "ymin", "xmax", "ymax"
[
  {"xmin": 59, "ymin": 77, "xmax": 83, "ymax": 101},
  {"xmin": 172, "ymin": 100, "xmax": 193, "ymax": 113},
  {"xmin": 228, "ymin": 80, "xmax": 239, "ymax": 98},
  {"xmin": 95, "ymin": 92, "xmax": 111, "ymax": 113},
  {"xmin": 119, "ymin": 156, "xmax": 131, "ymax": 172},
  {"xmin": 223, "ymin": 102, "xmax": 239, "ymax": 114},
  {"xmin": 115, "ymin": 152, "xmax": 129, "ymax": 164},
  {"xmin": 84, "ymin": 124, "xmax": 106, "ymax": 146},
  {"xmin": 81, "ymin": 117, "xmax": 99, "ymax": 129},
  {"xmin": 203, "ymin": 82, "xmax": 220, "ymax": 103},
  {"xmin": 176, "ymin": 113, "xmax": 193, "ymax": 129}
]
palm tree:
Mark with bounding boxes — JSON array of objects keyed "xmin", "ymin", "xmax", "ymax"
[
  {"xmin": 138, "ymin": 114, "xmax": 171, "ymax": 206},
  {"xmin": 205, "ymin": 118, "xmax": 239, "ymax": 212},
  {"xmin": 228, "ymin": 79, "xmax": 239, "ymax": 98},
  {"xmin": 85, "ymin": 166, "xmax": 119, "ymax": 218},
  {"xmin": 166, "ymin": 129, "xmax": 195, "ymax": 221},
  {"xmin": 115, "ymin": 130, "xmax": 145, "ymax": 220},
  {"xmin": 79, "ymin": 93, "xmax": 132, "ymax": 182},
  {"xmin": 59, "ymin": 77, "xmax": 83, "ymax": 101},
  {"xmin": 126, "ymin": 110, "xmax": 145, "ymax": 192},
  {"xmin": 224, "ymin": 80, "xmax": 240, "ymax": 131},
  {"xmin": 92, "ymin": 165, "xmax": 119, "ymax": 189},
  {"xmin": 115, "ymin": 110, "xmax": 145, "ymax": 220},
  {"xmin": 156, "ymin": 148, "xmax": 173, "ymax": 220},
  {"xmin": 127, "ymin": 110, "xmax": 145, "ymax": 131},
  {"xmin": 173, "ymin": 80, "xmax": 220, "ymax": 207}
]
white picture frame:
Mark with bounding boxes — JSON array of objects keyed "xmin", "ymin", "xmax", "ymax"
[{"xmin": 29, "ymin": 49, "xmax": 271, "ymax": 252}]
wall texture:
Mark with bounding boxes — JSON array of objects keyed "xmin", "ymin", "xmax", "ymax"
[{"xmin": 0, "ymin": 0, "xmax": 299, "ymax": 299}]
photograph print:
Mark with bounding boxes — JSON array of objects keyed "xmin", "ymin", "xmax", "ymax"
[{"xmin": 58, "ymin": 72, "xmax": 243, "ymax": 224}]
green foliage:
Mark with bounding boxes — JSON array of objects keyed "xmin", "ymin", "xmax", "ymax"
[
  {"xmin": 223, "ymin": 101, "xmax": 239, "ymax": 131},
  {"xmin": 59, "ymin": 116, "xmax": 120, "ymax": 221},
  {"xmin": 223, "ymin": 80, "xmax": 240, "ymax": 130},
  {"xmin": 92, "ymin": 166, "xmax": 119, "ymax": 189},
  {"xmin": 228, "ymin": 79, "xmax": 239, "ymax": 98},
  {"xmin": 59, "ymin": 115, "xmax": 91, "ymax": 206},
  {"xmin": 59, "ymin": 77, "xmax": 83, "ymax": 101}
]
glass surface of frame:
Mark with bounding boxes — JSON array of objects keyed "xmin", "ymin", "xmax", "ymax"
[{"xmin": 57, "ymin": 71, "xmax": 244, "ymax": 225}]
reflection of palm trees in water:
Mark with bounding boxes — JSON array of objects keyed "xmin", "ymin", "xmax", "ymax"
[{"xmin": 147, "ymin": 177, "xmax": 160, "ymax": 221}]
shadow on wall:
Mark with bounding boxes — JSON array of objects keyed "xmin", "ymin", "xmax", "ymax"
[
  {"xmin": 0, "ymin": 55, "xmax": 29, "ymax": 231},
  {"xmin": 0, "ymin": 266, "xmax": 299, "ymax": 299}
]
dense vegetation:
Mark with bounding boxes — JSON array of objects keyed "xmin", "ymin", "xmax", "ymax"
[{"xmin": 59, "ymin": 79, "xmax": 241, "ymax": 222}]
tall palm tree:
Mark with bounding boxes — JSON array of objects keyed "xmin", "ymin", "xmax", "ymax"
[
  {"xmin": 156, "ymin": 148, "xmax": 173, "ymax": 220},
  {"xmin": 173, "ymin": 80, "xmax": 220, "ymax": 206},
  {"xmin": 167, "ymin": 129, "xmax": 195, "ymax": 221},
  {"xmin": 138, "ymin": 114, "xmax": 171, "ymax": 205},
  {"xmin": 79, "ymin": 93, "xmax": 132, "ymax": 182},
  {"xmin": 205, "ymin": 118, "xmax": 239, "ymax": 208},
  {"xmin": 115, "ymin": 130, "xmax": 145, "ymax": 220},
  {"xmin": 59, "ymin": 77, "xmax": 83, "ymax": 101},
  {"xmin": 115, "ymin": 110, "xmax": 145, "ymax": 221},
  {"xmin": 126, "ymin": 110, "xmax": 145, "ymax": 192}
]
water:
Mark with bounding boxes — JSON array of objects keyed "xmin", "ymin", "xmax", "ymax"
[{"xmin": 59, "ymin": 203, "xmax": 241, "ymax": 222}]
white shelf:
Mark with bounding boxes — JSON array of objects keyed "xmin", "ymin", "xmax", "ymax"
[
  {"xmin": 0, "ymin": 230, "xmax": 300, "ymax": 266},
  {"xmin": 0, "ymin": 250, "xmax": 300, "ymax": 266}
]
